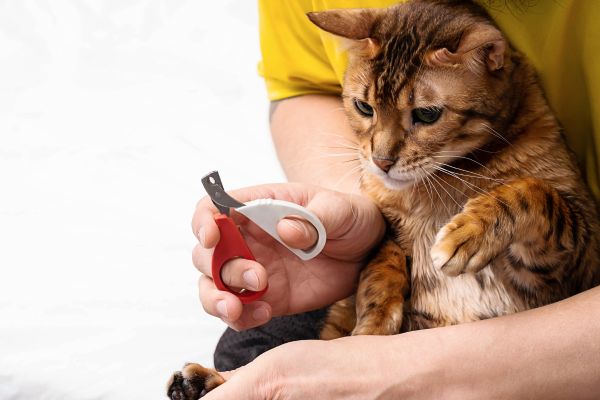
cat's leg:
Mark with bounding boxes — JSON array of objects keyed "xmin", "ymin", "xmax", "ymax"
[
  {"xmin": 431, "ymin": 178, "xmax": 594, "ymax": 287},
  {"xmin": 167, "ymin": 363, "xmax": 225, "ymax": 400},
  {"xmin": 352, "ymin": 239, "xmax": 410, "ymax": 336},
  {"xmin": 320, "ymin": 296, "xmax": 357, "ymax": 340}
]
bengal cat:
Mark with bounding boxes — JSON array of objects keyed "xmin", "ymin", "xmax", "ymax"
[
  {"xmin": 315, "ymin": 0, "xmax": 600, "ymax": 339},
  {"xmin": 167, "ymin": 1, "xmax": 600, "ymax": 397}
]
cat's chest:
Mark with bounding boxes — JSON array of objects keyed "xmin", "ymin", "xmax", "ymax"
[{"xmin": 389, "ymin": 210, "xmax": 521, "ymax": 325}]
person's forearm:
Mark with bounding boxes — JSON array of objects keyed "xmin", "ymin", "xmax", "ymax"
[
  {"xmin": 398, "ymin": 286, "xmax": 600, "ymax": 399},
  {"xmin": 270, "ymin": 94, "xmax": 362, "ymax": 193}
]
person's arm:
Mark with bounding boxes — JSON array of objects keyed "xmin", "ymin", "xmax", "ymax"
[
  {"xmin": 433, "ymin": 285, "xmax": 600, "ymax": 399},
  {"xmin": 270, "ymin": 95, "xmax": 362, "ymax": 193},
  {"xmin": 202, "ymin": 285, "xmax": 600, "ymax": 399}
]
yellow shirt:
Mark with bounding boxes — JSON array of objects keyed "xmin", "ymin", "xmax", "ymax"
[{"xmin": 258, "ymin": 1, "xmax": 600, "ymax": 200}]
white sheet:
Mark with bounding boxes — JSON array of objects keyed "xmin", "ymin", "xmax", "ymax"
[{"xmin": 0, "ymin": 1, "xmax": 285, "ymax": 398}]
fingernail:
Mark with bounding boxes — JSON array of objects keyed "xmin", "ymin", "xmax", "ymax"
[
  {"xmin": 252, "ymin": 306, "xmax": 269, "ymax": 322},
  {"xmin": 242, "ymin": 270, "xmax": 260, "ymax": 291},
  {"xmin": 216, "ymin": 300, "xmax": 229, "ymax": 319},
  {"xmin": 198, "ymin": 227, "xmax": 206, "ymax": 247}
]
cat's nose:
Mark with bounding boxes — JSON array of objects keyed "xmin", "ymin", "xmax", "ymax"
[{"xmin": 372, "ymin": 157, "xmax": 396, "ymax": 173}]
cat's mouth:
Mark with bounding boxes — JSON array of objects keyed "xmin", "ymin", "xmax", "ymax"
[{"xmin": 367, "ymin": 157, "xmax": 434, "ymax": 190}]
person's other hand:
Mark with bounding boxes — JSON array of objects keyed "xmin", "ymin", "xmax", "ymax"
[
  {"xmin": 198, "ymin": 333, "xmax": 440, "ymax": 399},
  {"xmin": 191, "ymin": 183, "xmax": 385, "ymax": 330}
]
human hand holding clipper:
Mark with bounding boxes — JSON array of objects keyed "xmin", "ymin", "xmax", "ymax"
[
  {"xmin": 192, "ymin": 179, "xmax": 385, "ymax": 330},
  {"xmin": 201, "ymin": 171, "xmax": 327, "ymax": 303}
]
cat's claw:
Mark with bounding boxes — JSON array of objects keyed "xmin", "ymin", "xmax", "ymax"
[{"xmin": 431, "ymin": 212, "xmax": 504, "ymax": 276}]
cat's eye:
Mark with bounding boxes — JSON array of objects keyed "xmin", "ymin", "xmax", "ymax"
[
  {"xmin": 354, "ymin": 99, "xmax": 374, "ymax": 117},
  {"xmin": 412, "ymin": 107, "xmax": 442, "ymax": 124}
]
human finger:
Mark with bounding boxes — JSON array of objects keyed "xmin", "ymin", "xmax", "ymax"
[
  {"xmin": 276, "ymin": 190, "xmax": 352, "ymax": 248},
  {"xmin": 198, "ymin": 276, "xmax": 272, "ymax": 329},
  {"xmin": 198, "ymin": 275, "xmax": 244, "ymax": 322},
  {"xmin": 192, "ymin": 245, "xmax": 268, "ymax": 293},
  {"xmin": 192, "ymin": 243, "xmax": 213, "ymax": 276},
  {"xmin": 220, "ymin": 258, "xmax": 268, "ymax": 292},
  {"xmin": 191, "ymin": 196, "xmax": 220, "ymax": 248},
  {"xmin": 223, "ymin": 301, "xmax": 272, "ymax": 331}
]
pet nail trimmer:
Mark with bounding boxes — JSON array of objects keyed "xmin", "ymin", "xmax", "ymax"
[{"xmin": 201, "ymin": 171, "xmax": 327, "ymax": 303}]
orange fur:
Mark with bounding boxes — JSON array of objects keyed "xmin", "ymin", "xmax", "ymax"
[{"xmin": 314, "ymin": 0, "xmax": 600, "ymax": 337}]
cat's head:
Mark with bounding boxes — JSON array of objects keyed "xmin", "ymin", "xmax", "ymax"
[{"xmin": 308, "ymin": 0, "xmax": 517, "ymax": 190}]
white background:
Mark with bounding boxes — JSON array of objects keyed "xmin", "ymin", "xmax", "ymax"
[{"xmin": 0, "ymin": 1, "xmax": 285, "ymax": 398}]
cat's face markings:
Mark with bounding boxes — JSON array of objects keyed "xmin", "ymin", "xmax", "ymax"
[{"xmin": 309, "ymin": 1, "xmax": 511, "ymax": 191}]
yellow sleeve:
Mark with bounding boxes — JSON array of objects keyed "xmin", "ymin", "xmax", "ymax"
[
  {"xmin": 258, "ymin": 0, "xmax": 341, "ymax": 101},
  {"xmin": 258, "ymin": 0, "xmax": 397, "ymax": 101}
]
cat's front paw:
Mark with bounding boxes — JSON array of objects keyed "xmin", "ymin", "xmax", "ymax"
[
  {"xmin": 167, "ymin": 363, "xmax": 225, "ymax": 400},
  {"xmin": 431, "ymin": 210, "xmax": 506, "ymax": 276}
]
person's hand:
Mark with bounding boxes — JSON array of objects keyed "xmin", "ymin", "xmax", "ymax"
[
  {"xmin": 191, "ymin": 182, "xmax": 385, "ymax": 330},
  {"xmin": 199, "ymin": 333, "xmax": 441, "ymax": 400}
]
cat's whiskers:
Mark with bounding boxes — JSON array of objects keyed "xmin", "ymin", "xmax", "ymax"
[
  {"xmin": 317, "ymin": 137, "xmax": 361, "ymax": 152},
  {"xmin": 432, "ymin": 161, "xmax": 518, "ymax": 191},
  {"xmin": 332, "ymin": 163, "xmax": 364, "ymax": 193},
  {"xmin": 334, "ymin": 165, "xmax": 364, "ymax": 221},
  {"xmin": 320, "ymin": 132, "xmax": 360, "ymax": 145},
  {"xmin": 418, "ymin": 168, "xmax": 435, "ymax": 208},
  {"xmin": 481, "ymin": 123, "xmax": 512, "ymax": 146},
  {"xmin": 320, "ymin": 145, "xmax": 360, "ymax": 151},
  {"xmin": 432, "ymin": 161, "xmax": 505, "ymax": 184},
  {"xmin": 410, "ymin": 167, "xmax": 433, "ymax": 202},
  {"xmin": 409, "ymin": 170, "xmax": 419, "ymax": 199},
  {"xmin": 347, "ymin": 174, "xmax": 365, "ymax": 221},
  {"xmin": 413, "ymin": 59, "xmax": 426, "ymax": 87},
  {"xmin": 283, "ymin": 152, "xmax": 361, "ymax": 170},
  {"xmin": 426, "ymin": 169, "xmax": 464, "ymax": 211},
  {"xmin": 419, "ymin": 166, "xmax": 448, "ymax": 215},
  {"xmin": 433, "ymin": 145, "xmax": 502, "ymax": 155},
  {"xmin": 431, "ymin": 154, "xmax": 496, "ymax": 175},
  {"xmin": 432, "ymin": 166, "xmax": 511, "ymax": 208}
]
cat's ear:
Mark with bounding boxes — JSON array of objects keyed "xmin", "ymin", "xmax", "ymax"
[
  {"xmin": 307, "ymin": 8, "xmax": 383, "ymax": 58},
  {"xmin": 426, "ymin": 24, "xmax": 506, "ymax": 72}
]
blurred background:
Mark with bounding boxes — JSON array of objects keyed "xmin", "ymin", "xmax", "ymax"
[{"xmin": 0, "ymin": 1, "xmax": 284, "ymax": 398}]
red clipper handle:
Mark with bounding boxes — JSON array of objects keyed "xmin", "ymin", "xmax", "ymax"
[{"xmin": 212, "ymin": 214, "xmax": 268, "ymax": 304}]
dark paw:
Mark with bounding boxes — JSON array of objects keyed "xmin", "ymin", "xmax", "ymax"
[{"xmin": 166, "ymin": 363, "xmax": 225, "ymax": 399}]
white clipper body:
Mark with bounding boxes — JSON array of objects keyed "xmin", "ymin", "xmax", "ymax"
[{"xmin": 236, "ymin": 199, "xmax": 327, "ymax": 261}]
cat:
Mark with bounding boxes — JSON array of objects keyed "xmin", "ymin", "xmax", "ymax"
[
  {"xmin": 167, "ymin": 0, "xmax": 600, "ymax": 397},
  {"xmin": 315, "ymin": 0, "xmax": 600, "ymax": 338}
]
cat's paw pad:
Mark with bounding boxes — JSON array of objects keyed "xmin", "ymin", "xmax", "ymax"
[
  {"xmin": 166, "ymin": 363, "xmax": 224, "ymax": 400},
  {"xmin": 431, "ymin": 214, "xmax": 494, "ymax": 276}
]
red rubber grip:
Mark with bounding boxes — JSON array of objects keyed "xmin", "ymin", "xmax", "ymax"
[{"xmin": 212, "ymin": 214, "xmax": 267, "ymax": 304}]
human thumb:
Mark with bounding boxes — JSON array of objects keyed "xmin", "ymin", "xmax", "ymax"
[
  {"xmin": 276, "ymin": 217, "xmax": 318, "ymax": 250},
  {"xmin": 202, "ymin": 368, "xmax": 262, "ymax": 400}
]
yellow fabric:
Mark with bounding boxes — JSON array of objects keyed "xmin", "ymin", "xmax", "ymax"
[{"xmin": 258, "ymin": 0, "xmax": 600, "ymax": 200}]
